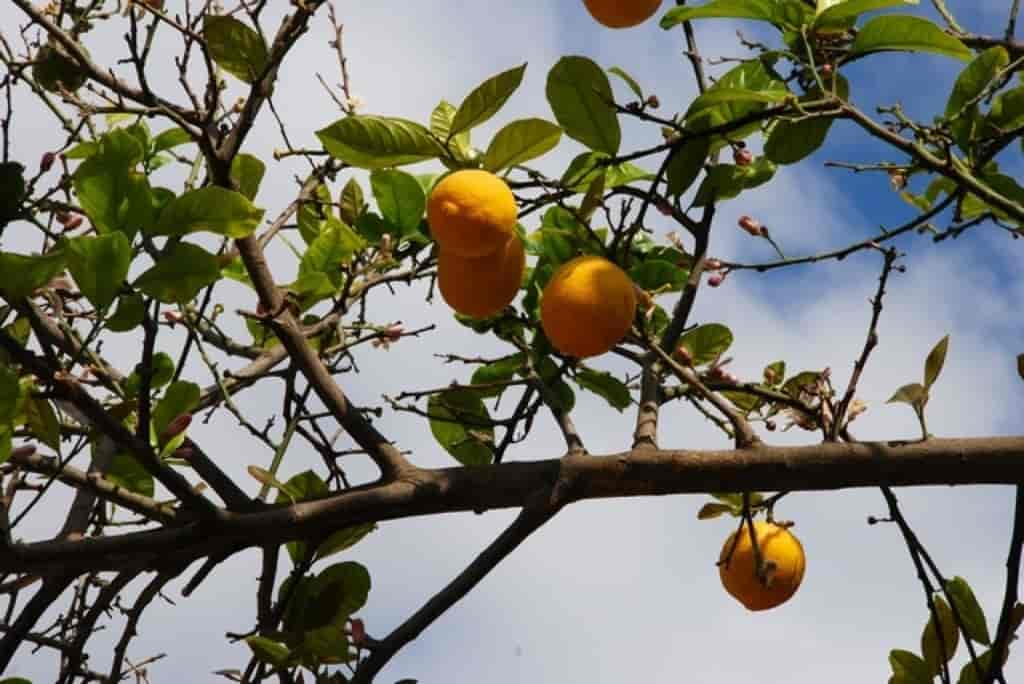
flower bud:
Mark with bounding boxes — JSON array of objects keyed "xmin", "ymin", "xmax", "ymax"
[
  {"xmin": 821, "ymin": 63, "xmax": 834, "ymax": 77},
  {"xmin": 733, "ymin": 148, "xmax": 754, "ymax": 166},
  {"xmin": 707, "ymin": 273, "xmax": 724, "ymax": 287},
  {"xmin": 674, "ymin": 345, "xmax": 693, "ymax": 366},
  {"xmin": 63, "ymin": 215, "xmax": 83, "ymax": 231},
  {"xmin": 160, "ymin": 413, "xmax": 192, "ymax": 443},
  {"xmin": 350, "ymin": 618, "xmax": 367, "ymax": 647},
  {"xmin": 646, "ymin": 95, "xmax": 660, "ymax": 109},
  {"xmin": 738, "ymin": 215, "xmax": 763, "ymax": 237},
  {"xmin": 39, "ymin": 151, "xmax": 56, "ymax": 172},
  {"xmin": 656, "ymin": 201, "xmax": 673, "ymax": 217}
]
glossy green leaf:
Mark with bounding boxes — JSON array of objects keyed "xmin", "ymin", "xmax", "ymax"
[
  {"xmin": 697, "ymin": 502, "xmax": 735, "ymax": 520},
  {"xmin": 630, "ymin": 259, "xmax": 687, "ymax": 291},
  {"xmin": 887, "ymin": 382, "xmax": 927, "ymax": 406},
  {"xmin": 153, "ymin": 186, "xmax": 263, "ymax": 238},
  {"xmin": 338, "ymin": 178, "xmax": 367, "ymax": 226},
  {"xmin": 297, "ymin": 184, "xmax": 334, "ymax": 244},
  {"xmin": 686, "ymin": 87, "xmax": 790, "ymax": 123},
  {"xmin": 945, "ymin": 576, "xmax": 991, "ymax": 645},
  {"xmin": 849, "ymin": 15, "xmax": 972, "ymax": 62},
  {"xmin": 815, "ymin": 0, "xmax": 917, "ymax": 27},
  {"xmin": 370, "ymin": 169, "xmax": 426, "ymax": 236},
  {"xmin": 946, "ymin": 48, "xmax": 1010, "ymax": 118},
  {"xmin": 451, "ymin": 63, "xmax": 526, "ymax": 137},
  {"xmin": 71, "ymin": 129, "xmax": 146, "ymax": 236},
  {"xmin": 471, "ymin": 353, "xmax": 526, "ymax": 397},
  {"xmin": 608, "ymin": 66, "xmax": 645, "ymax": 100},
  {"xmin": 692, "ymin": 158, "xmax": 776, "ymax": 206},
  {"xmin": 315, "ymin": 561, "xmax": 371, "ymax": 622},
  {"xmin": 575, "ymin": 368, "xmax": 631, "ymax": 411},
  {"xmin": 888, "ymin": 649, "xmax": 931, "ymax": 684},
  {"xmin": 105, "ymin": 451, "xmax": 154, "ymax": 498},
  {"xmin": 546, "ymin": 56, "xmax": 621, "ymax": 155},
  {"xmin": 153, "ymin": 127, "xmax": 192, "ymax": 153},
  {"xmin": 298, "ymin": 219, "xmax": 364, "ymax": 291},
  {"xmin": 316, "ymin": 115, "xmax": 443, "ymax": 168},
  {"xmin": 231, "ymin": 153, "xmax": 266, "ymax": 201},
  {"xmin": 106, "ymin": 293, "xmax": 145, "ymax": 332},
  {"xmin": 666, "ymin": 137, "xmax": 711, "ymax": 197},
  {"xmin": 922, "ymin": 596, "xmax": 960, "ymax": 675},
  {"xmin": 428, "ymin": 389, "xmax": 494, "ymax": 466},
  {"xmin": 0, "ymin": 251, "xmax": 66, "ymax": 301},
  {"xmin": 203, "ymin": 15, "xmax": 269, "ymax": 84},
  {"xmin": 315, "ymin": 523, "xmax": 377, "ymax": 562},
  {"xmin": 679, "ymin": 324, "xmax": 734, "ymax": 366},
  {"xmin": 24, "ymin": 397, "xmax": 60, "ymax": 450},
  {"xmin": 561, "ymin": 152, "xmax": 653, "ymax": 192},
  {"xmin": 957, "ymin": 650, "xmax": 996, "ymax": 684},
  {"xmin": 483, "ymin": 118, "xmax": 562, "ymax": 172},
  {"xmin": 924, "ymin": 334, "xmax": 949, "ymax": 389},
  {"xmin": 722, "ymin": 389, "xmax": 765, "ymax": 413},
  {"xmin": 134, "ymin": 242, "xmax": 220, "ymax": 303},
  {"xmin": 763, "ymin": 361, "xmax": 786, "ymax": 386},
  {"xmin": 152, "ymin": 381, "xmax": 199, "ymax": 438},
  {"xmin": 245, "ymin": 636, "xmax": 291, "ymax": 669},
  {"xmin": 63, "ymin": 233, "xmax": 131, "ymax": 310},
  {"xmin": 661, "ymin": 0, "xmax": 777, "ymax": 28}
]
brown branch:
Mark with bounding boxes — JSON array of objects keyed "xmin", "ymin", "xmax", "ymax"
[
  {"xmin": 351, "ymin": 498, "xmax": 560, "ymax": 683},
  {"xmin": 985, "ymin": 483, "xmax": 1024, "ymax": 683},
  {"xmin": 3, "ymin": 437, "xmax": 1024, "ymax": 576}
]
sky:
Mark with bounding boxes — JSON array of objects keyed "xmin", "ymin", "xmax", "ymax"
[{"xmin": 1, "ymin": 1, "xmax": 1023, "ymax": 683}]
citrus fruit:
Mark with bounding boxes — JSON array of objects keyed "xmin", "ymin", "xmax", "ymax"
[
  {"xmin": 583, "ymin": 0, "xmax": 663, "ymax": 28},
  {"xmin": 427, "ymin": 170, "xmax": 518, "ymax": 258},
  {"xmin": 438, "ymin": 234, "xmax": 526, "ymax": 319},
  {"xmin": 33, "ymin": 43, "xmax": 88, "ymax": 94},
  {"xmin": 719, "ymin": 520, "xmax": 806, "ymax": 611},
  {"xmin": 540, "ymin": 255, "xmax": 636, "ymax": 358}
]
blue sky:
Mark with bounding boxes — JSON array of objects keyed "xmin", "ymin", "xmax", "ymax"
[{"xmin": 2, "ymin": 1, "xmax": 1023, "ymax": 682}]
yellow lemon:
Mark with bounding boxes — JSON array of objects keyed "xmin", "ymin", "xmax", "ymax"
[
  {"xmin": 583, "ymin": 0, "xmax": 663, "ymax": 28},
  {"xmin": 540, "ymin": 255, "xmax": 636, "ymax": 358},
  {"xmin": 438, "ymin": 235, "xmax": 526, "ymax": 319},
  {"xmin": 719, "ymin": 520, "xmax": 806, "ymax": 611},
  {"xmin": 427, "ymin": 170, "xmax": 518, "ymax": 258}
]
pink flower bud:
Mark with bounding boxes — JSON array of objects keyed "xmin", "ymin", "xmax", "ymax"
[
  {"xmin": 674, "ymin": 346, "xmax": 693, "ymax": 366},
  {"xmin": 733, "ymin": 148, "xmax": 754, "ymax": 166},
  {"xmin": 63, "ymin": 215, "xmax": 83, "ymax": 231},
  {"xmin": 738, "ymin": 215, "xmax": 763, "ymax": 237},
  {"xmin": 350, "ymin": 618, "xmax": 367, "ymax": 647},
  {"xmin": 821, "ymin": 63, "xmax": 834, "ymax": 77},
  {"xmin": 40, "ymin": 152, "xmax": 56, "ymax": 172},
  {"xmin": 646, "ymin": 95, "xmax": 660, "ymax": 109},
  {"xmin": 656, "ymin": 201, "xmax": 673, "ymax": 217},
  {"xmin": 163, "ymin": 310, "xmax": 184, "ymax": 325},
  {"xmin": 707, "ymin": 273, "xmax": 724, "ymax": 287}
]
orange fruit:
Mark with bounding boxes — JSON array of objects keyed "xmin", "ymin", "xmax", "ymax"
[
  {"xmin": 719, "ymin": 520, "xmax": 806, "ymax": 611},
  {"xmin": 438, "ymin": 235, "xmax": 526, "ymax": 319},
  {"xmin": 583, "ymin": 0, "xmax": 663, "ymax": 28},
  {"xmin": 427, "ymin": 170, "xmax": 518, "ymax": 258},
  {"xmin": 540, "ymin": 255, "xmax": 636, "ymax": 358}
]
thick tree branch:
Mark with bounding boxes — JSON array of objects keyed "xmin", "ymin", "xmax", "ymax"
[{"xmin": 2, "ymin": 437, "xmax": 1022, "ymax": 576}]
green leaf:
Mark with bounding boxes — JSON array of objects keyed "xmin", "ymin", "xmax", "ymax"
[
  {"xmin": 560, "ymin": 152, "xmax": 653, "ymax": 192},
  {"xmin": 763, "ymin": 74, "xmax": 850, "ymax": 165},
  {"xmin": 629, "ymin": 259, "xmax": 688, "ymax": 291},
  {"xmin": 315, "ymin": 523, "xmax": 377, "ymax": 562},
  {"xmin": 338, "ymin": 178, "xmax": 367, "ymax": 226},
  {"xmin": 957, "ymin": 650, "xmax": 996, "ymax": 684},
  {"xmin": 888, "ymin": 649, "xmax": 932, "ymax": 684},
  {"xmin": 314, "ymin": 561, "xmax": 371, "ymax": 621},
  {"xmin": 153, "ymin": 127, "xmax": 193, "ymax": 153},
  {"xmin": 924, "ymin": 334, "xmax": 949, "ymax": 389},
  {"xmin": 922, "ymin": 596, "xmax": 960, "ymax": 676},
  {"xmin": 815, "ymin": 0, "xmax": 918, "ymax": 27},
  {"xmin": 370, "ymin": 169, "xmax": 426, "ymax": 237},
  {"xmin": 298, "ymin": 219, "xmax": 364, "ymax": 293},
  {"xmin": 887, "ymin": 382, "xmax": 927, "ymax": 406},
  {"xmin": 0, "ymin": 251, "xmax": 67, "ymax": 300},
  {"xmin": 849, "ymin": 15, "xmax": 972, "ymax": 62},
  {"xmin": 134, "ymin": 242, "xmax": 220, "ymax": 303},
  {"xmin": 693, "ymin": 158, "xmax": 777, "ymax": 206},
  {"xmin": 72, "ymin": 129, "xmax": 146, "ymax": 236},
  {"xmin": 666, "ymin": 137, "xmax": 711, "ymax": 198},
  {"xmin": 546, "ymin": 56, "xmax": 621, "ymax": 155},
  {"xmin": 782, "ymin": 371, "xmax": 821, "ymax": 399},
  {"xmin": 152, "ymin": 381, "xmax": 199, "ymax": 438},
  {"xmin": 451, "ymin": 63, "xmax": 527, "ymax": 137},
  {"xmin": 297, "ymin": 184, "xmax": 334, "ymax": 244},
  {"xmin": 686, "ymin": 87, "xmax": 790, "ymax": 122},
  {"xmin": 203, "ymin": 15, "xmax": 269, "ymax": 84},
  {"xmin": 428, "ymin": 389, "xmax": 494, "ymax": 466},
  {"xmin": 24, "ymin": 398, "xmax": 60, "ymax": 450},
  {"xmin": 946, "ymin": 48, "xmax": 1010, "ymax": 118},
  {"xmin": 763, "ymin": 361, "xmax": 786, "ymax": 386},
  {"xmin": 483, "ymin": 118, "xmax": 562, "ymax": 172},
  {"xmin": 688, "ymin": 59, "xmax": 786, "ymax": 150},
  {"xmin": 945, "ymin": 576, "xmax": 991, "ymax": 645},
  {"xmin": 106, "ymin": 293, "xmax": 146, "ymax": 332},
  {"xmin": 722, "ymin": 388, "xmax": 765, "ymax": 414},
  {"xmin": 231, "ymin": 153, "xmax": 266, "ymax": 201},
  {"xmin": 574, "ymin": 368, "xmax": 631, "ymax": 411},
  {"xmin": 679, "ymin": 324, "xmax": 734, "ymax": 366},
  {"xmin": 471, "ymin": 353, "xmax": 526, "ymax": 397},
  {"xmin": 608, "ymin": 66, "xmax": 645, "ymax": 100},
  {"xmin": 661, "ymin": 0, "xmax": 777, "ymax": 28},
  {"xmin": 63, "ymin": 233, "xmax": 131, "ymax": 310},
  {"xmin": 697, "ymin": 502, "xmax": 735, "ymax": 520},
  {"xmin": 275, "ymin": 470, "xmax": 329, "ymax": 505},
  {"xmin": 152, "ymin": 186, "xmax": 264, "ymax": 238},
  {"xmin": 105, "ymin": 451, "xmax": 154, "ymax": 498},
  {"xmin": 316, "ymin": 115, "xmax": 444, "ymax": 169},
  {"xmin": 245, "ymin": 636, "xmax": 291, "ymax": 669}
]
